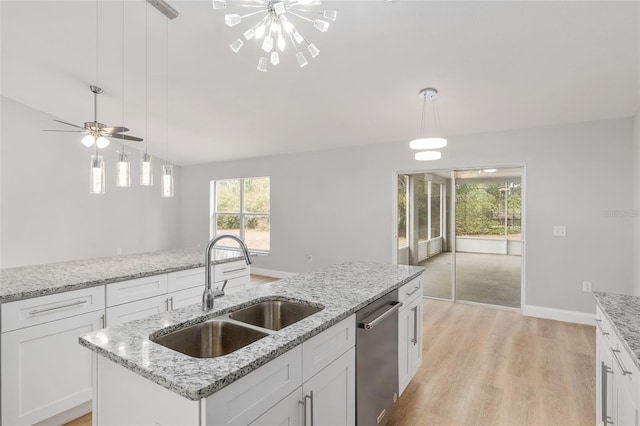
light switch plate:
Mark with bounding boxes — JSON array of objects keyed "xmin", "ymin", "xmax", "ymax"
[{"xmin": 553, "ymin": 225, "xmax": 567, "ymax": 237}]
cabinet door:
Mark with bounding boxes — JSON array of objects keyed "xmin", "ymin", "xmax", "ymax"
[
  {"xmin": 409, "ymin": 298, "xmax": 423, "ymax": 376},
  {"xmin": 223, "ymin": 275, "xmax": 251, "ymax": 295},
  {"xmin": 250, "ymin": 389, "xmax": 303, "ymax": 426},
  {"xmin": 170, "ymin": 286, "xmax": 203, "ymax": 310},
  {"xmin": 597, "ymin": 336, "xmax": 614, "ymax": 426},
  {"xmin": 106, "ymin": 294, "xmax": 168, "ymax": 327},
  {"xmin": 615, "ymin": 382, "xmax": 638, "ymax": 426},
  {"xmin": 398, "ymin": 305, "xmax": 412, "ymax": 395},
  {"xmin": 302, "ymin": 347, "xmax": 355, "ymax": 426},
  {"xmin": 1, "ymin": 310, "xmax": 103, "ymax": 425}
]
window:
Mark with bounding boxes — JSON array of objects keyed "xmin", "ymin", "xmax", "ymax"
[
  {"xmin": 397, "ymin": 175, "xmax": 408, "ymax": 249},
  {"xmin": 430, "ymin": 182, "xmax": 442, "ymax": 239},
  {"xmin": 211, "ymin": 177, "xmax": 270, "ymax": 252}
]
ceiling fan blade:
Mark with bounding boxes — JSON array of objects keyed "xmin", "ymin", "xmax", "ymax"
[
  {"xmin": 43, "ymin": 129, "xmax": 86, "ymax": 133},
  {"xmin": 106, "ymin": 133, "xmax": 144, "ymax": 142},
  {"xmin": 53, "ymin": 119, "xmax": 86, "ymax": 129},
  {"xmin": 102, "ymin": 126, "xmax": 130, "ymax": 133}
]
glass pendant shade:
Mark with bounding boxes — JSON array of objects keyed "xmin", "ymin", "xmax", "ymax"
[
  {"xmin": 296, "ymin": 52, "xmax": 308, "ymax": 67},
  {"xmin": 409, "ymin": 137, "xmax": 447, "ymax": 150},
  {"xmin": 90, "ymin": 154, "xmax": 105, "ymax": 194},
  {"xmin": 212, "ymin": 0, "xmax": 227, "ymax": 10},
  {"xmin": 270, "ymin": 51, "xmax": 280, "ymax": 66},
  {"xmin": 323, "ymin": 10, "xmax": 337, "ymax": 21},
  {"xmin": 225, "ymin": 14, "xmax": 241, "ymax": 27},
  {"xmin": 81, "ymin": 135, "xmax": 95, "ymax": 147},
  {"xmin": 307, "ymin": 43, "xmax": 320, "ymax": 58},
  {"xmin": 96, "ymin": 136, "xmax": 110, "ymax": 149},
  {"xmin": 313, "ymin": 19, "xmax": 329, "ymax": 32},
  {"xmin": 415, "ymin": 151, "xmax": 442, "ymax": 161},
  {"xmin": 116, "ymin": 152, "xmax": 131, "ymax": 187},
  {"xmin": 161, "ymin": 164, "xmax": 174, "ymax": 198},
  {"xmin": 140, "ymin": 153, "xmax": 153, "ymax": 186},
  {"xmin": 257, "ymin": 57, "xmax": 268, "ymax": 72},
  {"xmin": 230, "ymin": 39, "xmax": 244, "ymax": 53},
  {"xmin": 261, "ymin": 35, "xmax": 274, "ymax": 52}
]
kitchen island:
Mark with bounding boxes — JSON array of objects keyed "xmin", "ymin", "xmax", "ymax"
[
  {"xmin": 80, "ymin": 261, "xmax": 424, "ymax": 425},
  {"xmin": 0, "ymin": 247, "xmax": 251, "ymax": 426}
]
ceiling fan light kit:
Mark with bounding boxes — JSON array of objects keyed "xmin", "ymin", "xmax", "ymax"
[
  {"xmin": 410, "ymin": 88, "xmax": 447, "ymax": 161},
  {"xmin": 213, "ymin": 0, "xmax": 336, "ymax": 72}
]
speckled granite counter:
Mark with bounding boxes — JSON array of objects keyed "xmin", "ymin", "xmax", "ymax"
[
  {"xmin": 0, "ymin": 247, "xmax": 246, "ymax": 303},
  {"xmin": 593, "ymin": 291, "xmax": 640, "ymax": 371},
  {"xmin": 80, "ymin": 261, "xmax": 424, "ymax": 401}
]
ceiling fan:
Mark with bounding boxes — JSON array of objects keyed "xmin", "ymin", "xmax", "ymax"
[{"xmin": 44, "ymin": 85, "xmax": 143, "ymax": 148}]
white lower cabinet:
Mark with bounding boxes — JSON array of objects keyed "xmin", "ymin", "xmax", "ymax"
[
  {"xmin": 1, "ymin": 308, "xmax": 104, "ymax": 425},
  {"xmin": 106, "ymin": 293, "xmax": 169, "ymax": 327},
  {"xmin": 398, "ymin": 277, "xmax": 423, "ymax": 395},
  {"xmin": 596, "ymin": 306, "xmax": 639, "ymax": 426},
  {"xmin": 94, "ymin": 315, "xmax": 356, "ymax": 426}
]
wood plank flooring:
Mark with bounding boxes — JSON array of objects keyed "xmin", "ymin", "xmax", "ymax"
[
  {"xmin": 388, "ymin": 299, "xmax": 595, "ymax": 426},
  {"xmin": 66, "ymin": 283, "xmax": 595, "ymax": 426}
]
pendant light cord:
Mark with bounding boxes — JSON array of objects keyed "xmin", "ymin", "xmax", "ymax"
[
  {"xmin": 122, "ymin": 0, "xmax": 126, "ymax": 154},
  {"xmin": 419, "ymin": 94, "xmax": 426, "ymax": 138},
  {"xmin": 145, "ymin": 1, "xmax": 149, "ymax": 156},
  {"xmin": 166, "ymin": 17, "xmax": 169, "ymax": 164}
]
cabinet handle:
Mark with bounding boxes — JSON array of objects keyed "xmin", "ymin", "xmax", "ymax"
[
  {"xmin": 307, "ymin": 391, "xmax": 314, "ymax": 426},
  {"xmin": 405, "ymin": 286, "xmax": 421, "ymax": 297},
  {"xmin": 602, "ymin": 361, "xmax": 614, "ymax": 424},
  {"xmin": 169, "ymin": 296, "xmax": 174, "ymax": 311},
  {"xmin": 28, "ymin": 300, "xmax": 87, "ymax": 316},
  {"xmin": 596, "ymin": 319, "xmax": 610, "ymax": 336},
  {"xmin": 101, "ymin": 314, "xmax": 105, "ymax": 328},
  {"xmin": 411, "ymin": 305, "xmax": 419, "ymax": 345},
  {"xmin": 223, "ymin": 267, "xmax": 247, "ymax": 274},
  {"xmin": 612, "ymin": 349, "xmax": 632, "ymax": 376}
]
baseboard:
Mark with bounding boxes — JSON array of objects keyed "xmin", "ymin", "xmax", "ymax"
[
  {"xmin": 251, "ymin": 267, "xmax": 297, "ymax": 279},
  {"xmin": 523, "ymin": 304, "xmax": 595, "ymax": 326}
]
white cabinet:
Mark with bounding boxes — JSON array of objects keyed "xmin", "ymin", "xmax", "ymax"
[
  {"xmin": 398, "ymin": 276, "xmax": 423, "ymax": 395},
  {"xmin": 105, "ymin": 268, "xmax": 206, "ymax": 326},
  {"xmin": 596, "ymin": 306, "xmax": 639, "ymax": 426},
  {"xmin": 1, "ymin": 287, "xmax": 105, "ymax": 426},
  {"xmin": 94, "ymin": 315, "xmax": 355, "ymax": 426},
  {"xmin": 213, "ymin": 260, "xmax": 251, "ymax": 294}
]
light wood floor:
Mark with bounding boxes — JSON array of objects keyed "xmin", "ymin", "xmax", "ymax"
[{"xmin": 389, "ymin": 299, "xmax": 595, "ymax": 426}]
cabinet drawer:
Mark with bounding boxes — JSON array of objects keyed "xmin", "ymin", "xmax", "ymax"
[
  {"xmin": 398, "ymin": 276, "xmax": 423, "ymax": 305},
  {"xmin": 2, "ymin": 286, "xmax": 105, "ymax": 333},
  {"xmin": 206, "ymin": 345, "xmax": 302, "ymax": 425},
  {"xmin": 170, "ymin": 286, "xmax": 203, "ymax": 310},
  {"xmin": 611, "ymin": 339, "xmax": 640, "ymax": 403},
  {"xmin": 167, "ymin": 268, "xmax": 205, "ymax": 293},
  {"xmin": 595, "ymin": 307, "xmax": 614, "ymax": 343},
  {"xmin": 214, "ymin": 261, "xmax": 250, "ymax": 282},
  {"xmin": 106, "ymin": 294, "xmax": 168, "ymax": 327},
  {"xmin": 106, "ymin": 275, "xmax": 168, "ymax": 307},
  {"xmin": 302, "ymin": 315, "xmax": 355, "ymax": 382},
  {"xmin": 223, "ymin": 275, "xmax": 251, "ymax": 295}
]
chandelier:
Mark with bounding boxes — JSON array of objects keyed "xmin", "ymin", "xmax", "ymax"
[{"xmin": 212, "ymin": 0, "xmax": 337, "ymax": 72}]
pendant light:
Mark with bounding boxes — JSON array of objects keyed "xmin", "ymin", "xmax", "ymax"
[
  {"xmin": 140, "ymin": 2, "xmax": 153, "ymax": 186},
  {"xmin": 116, "ymin": 0, "xmax": 131, "ymax": 188},
  {"xmin": 161, "ymin": 17, "xmax": 174, "ymax": 198},
  {"xmin": 410, "ymin": 88, "xmax": 447, "ymax": 161},
  {"xmin": 89, "ymin": 0, "xmax": 106, "ymax": 194},
  {"xmin": 90, "ymin": 148, "xmax": 105, "ymax": 194}
]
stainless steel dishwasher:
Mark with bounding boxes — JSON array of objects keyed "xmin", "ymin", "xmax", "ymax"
[{"xmin": 356, "ymin": 290, "xmax": 402, "ymax": 425}]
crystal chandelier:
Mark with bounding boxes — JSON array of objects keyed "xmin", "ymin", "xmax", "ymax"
[{"xmin": 212, "ymin": 0, "xmax": 337, "ymax": 72}]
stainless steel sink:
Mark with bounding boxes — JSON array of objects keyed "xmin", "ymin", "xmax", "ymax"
[
  {"xmin": 229, "ymin": 300, "xmax": 323, "ymax": 331},
  {"xmin": 152, "ymin": 320, "xmax": 269, "ymax": 358}
]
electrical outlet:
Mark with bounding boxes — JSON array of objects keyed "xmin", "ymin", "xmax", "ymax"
[
  {"xmin": 307, "ymin": 253, "xmax": 313, "ymax": 262},
  {"xmin": 582, "ymin": 281, "xmax": 592, "ymax": 293},
  {"xmin": 553, "ymin": 225, "xmax": 567, "ymax": 237},
  {"xmin": 116, "ymin": 247, "xmax": 122, "ymax": 255}
]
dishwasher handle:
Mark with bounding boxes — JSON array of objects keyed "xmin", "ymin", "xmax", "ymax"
[{"xmin": 358, "ymin": 301, "xmax": 402, "ymax": 331}]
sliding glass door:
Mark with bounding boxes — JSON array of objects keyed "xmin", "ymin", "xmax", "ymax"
[{"xmin": 396, "ymin": 167, "xmax": 523, "ymax": 309}]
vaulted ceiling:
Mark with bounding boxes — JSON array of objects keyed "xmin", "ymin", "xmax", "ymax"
[{"xmin": 2, "ymin": 1, "xmax": 639, "ymax": 166}]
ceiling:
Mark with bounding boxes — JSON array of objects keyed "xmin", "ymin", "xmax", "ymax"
[{"xmin": 2, "ymin": 1, "xmax": 639, "ymax": 166}]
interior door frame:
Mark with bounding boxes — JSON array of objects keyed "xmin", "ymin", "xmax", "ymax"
[{"xmin": 391, "ymin": 164, "xmax": 526, "ymax": 310}]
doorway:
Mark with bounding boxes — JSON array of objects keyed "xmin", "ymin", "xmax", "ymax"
[{"xmin": 396, "ymin": 167, "xmax": 523, "ymax": 309}]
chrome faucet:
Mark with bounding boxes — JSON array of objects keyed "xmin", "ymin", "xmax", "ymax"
[{"xmin": 202, "ymin": 234, "xmax": 253, "ymax": 311}]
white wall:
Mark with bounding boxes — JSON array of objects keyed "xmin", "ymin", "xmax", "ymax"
[
  {"xmin": 180, "ymin": 117, "xmax": 635, "ymax": 315},
  {"xmin": 0, "ymin": 97, "xmax": 181, "ymax": 268},
  {"xmin": 634, "ymin": 111, "xmax": 640, "ymax": 296}
]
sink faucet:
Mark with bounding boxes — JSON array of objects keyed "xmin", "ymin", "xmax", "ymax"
[{"xmin": 202, "ymin": 234, "xmax": 253, "ymax": 311}]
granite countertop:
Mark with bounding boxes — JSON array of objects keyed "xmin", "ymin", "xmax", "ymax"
[
  {"xmin": 593, "ymin": 291, "xmax": 640, "ymax": 371},
  {"xmin": 80, "ymin": 261, "xmax": 424, "ymax": 401},
  {"xmin": 0, "ymin": 247, "xmax": 247, "ymax": 303}
]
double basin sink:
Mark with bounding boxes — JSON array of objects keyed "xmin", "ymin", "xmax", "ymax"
[{"xmin": 152, "ymin": 300, "xmax": 323, "ymax": 358}]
